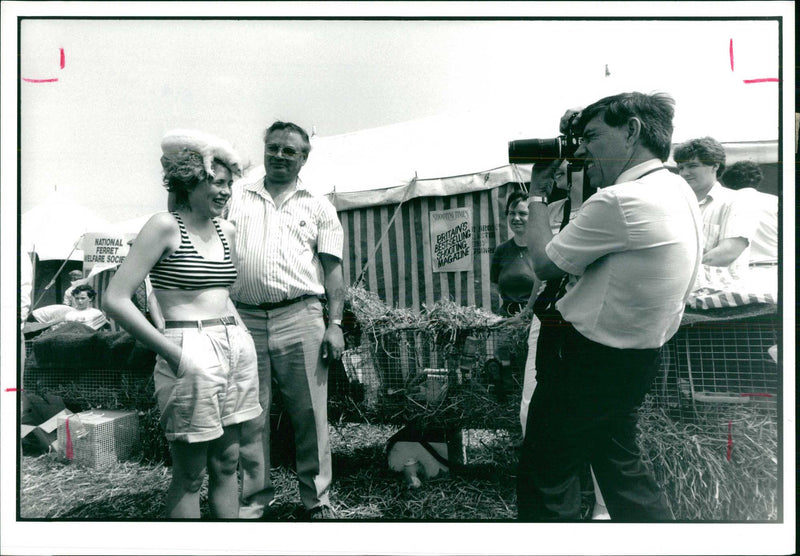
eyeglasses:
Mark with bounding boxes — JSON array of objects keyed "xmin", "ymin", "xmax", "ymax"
[{"xmin": 265, "ymin": 143, "xmax": 304, "ymax": 159}]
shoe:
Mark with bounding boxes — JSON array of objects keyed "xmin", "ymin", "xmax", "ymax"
[
  {"xmin": 260, "ymin": 499, "xmax": 280, "ymax": 521},
  {"xmin": 307, "ymin": 505, "xmax": 336, "ymax": 521},
  {"xmin": 239, "ymin": 499, "xmax": 277, "ymax": 520}
]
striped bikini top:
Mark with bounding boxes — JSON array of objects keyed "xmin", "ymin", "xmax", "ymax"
[{"xmin": 149, "ymin": 212, "xmax": 237, "ymax": 290}]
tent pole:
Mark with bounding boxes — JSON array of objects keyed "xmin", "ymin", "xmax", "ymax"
[
  {"xmin": 354, "ymin": 177, "xmax": 416, "ymax": 289},
  {"xmin": 31, "ymin": 235, "xmax": 83, "ymax": 310}
]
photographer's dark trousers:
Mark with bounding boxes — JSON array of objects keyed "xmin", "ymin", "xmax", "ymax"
[{"xmin": 517, "ymin": 322, "xmax": 673, "ymax": 521}]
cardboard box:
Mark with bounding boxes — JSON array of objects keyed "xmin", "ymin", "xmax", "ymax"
[
  {"xmin": 20, "ymin": 393, "xmax": 72, "ymax": 455},
  {"xmin": 21, "ymin": 392, "xmax": 66, "ymax": 426}
]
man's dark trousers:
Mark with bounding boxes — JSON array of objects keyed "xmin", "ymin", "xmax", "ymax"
[{"xmin": 517, "ymin": 323, "xmax": 673, "ymax": 521}]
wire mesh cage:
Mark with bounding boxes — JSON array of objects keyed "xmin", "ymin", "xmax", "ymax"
[
  {"xmin": 23, "ymin": 366, "xmax": 155, "ymax": 408},
  {"xmin": 56, "ymin": 410, "xmax": 140, "ymax": 467},
  {"xmin": 24, "ymin": 339, "xmax": 35, "ymax": 361},
  {"xmin": 340, "ymin": 326, "xmax": 526, "ymax": 429},
  {"xmin": 23, "ymin": 326, "xmax": 156, "ymax": 410},
  {"xmin": 650, "ymin": 313, "xmax": 779, "ymax": 421}
]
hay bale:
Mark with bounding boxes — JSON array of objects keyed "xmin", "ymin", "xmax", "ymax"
[
  {"xmin": 338, "ymin": 286, "xmax": 526, "ymax": 429},
  {"xmin": 637, "ymin": 396, "xmax": 778, "ymax": 520}
]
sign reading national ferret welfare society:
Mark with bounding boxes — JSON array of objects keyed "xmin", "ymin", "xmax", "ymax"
[
  {"xmin": 430, "ymin": 208, "xmax": 473, "ymax": 273},
  {"xmin": 81, "ymin": 233, "xmax": 137, "ymax": 272}
]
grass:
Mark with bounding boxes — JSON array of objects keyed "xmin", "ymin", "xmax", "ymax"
[{"xmin": 18, "ymin": 397, "xmax": 778, "ymax": 521}]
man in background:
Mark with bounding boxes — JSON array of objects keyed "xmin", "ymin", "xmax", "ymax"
[
  {"xmin": 62, "ymin": 269, "xmax": 84, "ymax": 306},
  {"xmin": 721, "ymin": 160, "xmax": 777, "ymax": 267},
  {"xmin": 673, "ymin": 137, "xmax": 756, "ymax": 275}
]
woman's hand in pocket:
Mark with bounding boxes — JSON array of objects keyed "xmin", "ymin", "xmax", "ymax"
[{"xmin": 164, "ymin": 344, "xmax": 183, "ymax": 376}]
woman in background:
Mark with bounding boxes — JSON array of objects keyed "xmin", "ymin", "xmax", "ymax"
[
  {"xmin": 490, "ymin": 190, "xmax": 537, "ymax": 317},
  {"xmin": 64, "ymin": 284, "xmax": 108, "ymax": 330},
  {"xmin": 103, "ymin": 130, "xmax": 261, "ymax": 518}
]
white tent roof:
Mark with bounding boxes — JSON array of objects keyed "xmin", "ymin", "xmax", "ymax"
[
  {"xmin": 21, "ymin": 190, "xmax": 111, "ymax": 260},
  {"xmin": 296, "ymin": 112, "xmax": 542, "ymax": 210},
  {"xmin": 292, "ymin": 110, "xmax": 778, "ymax": 211}
]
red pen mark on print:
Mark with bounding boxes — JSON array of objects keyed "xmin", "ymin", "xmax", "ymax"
[
  {"xmin": 5, "ymin": 388, "xmax": 22, "ymax": 392},
  {"xmin": 726, "ymin": 420, "xmax": 732, "ymax": 461},
  {"xmin": 728, "ymin": 39, "xmax": 779, "ymax": 84},
  {"xmin": 729, "ymin": 39, "xmax": 734, "ymax": 71},
  {"xmin": 65, "ymin": 417, "xmax": 74, "ymax": 460},
  {"xmin": 22, "ymin": 48, "xmax": 64, "ymax": 83},
  {"xmin": 22, "ymin": 77, "xmax": 59, "ymax": 83},
  {"xmin": 741, "ymin": 392, "xmax": 773, "ymax": 398}
]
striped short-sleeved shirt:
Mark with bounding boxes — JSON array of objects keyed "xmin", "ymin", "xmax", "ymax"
[{"xmin": 226, "ymin": 173, "xmax": 344, "ymax": 305}]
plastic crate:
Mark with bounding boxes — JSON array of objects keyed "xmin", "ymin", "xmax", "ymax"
[{"xmin": 57, "ymin": 410, "xmax": 139, "ymax": 467}]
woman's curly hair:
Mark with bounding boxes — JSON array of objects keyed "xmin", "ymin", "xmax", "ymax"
[
  {"xmin": 160, "ymin": 149, "xmax": 210, "ymax": 208},
  {"xmin": 159, "ymin": 129, "xmax": 243, "ymax": 209}
]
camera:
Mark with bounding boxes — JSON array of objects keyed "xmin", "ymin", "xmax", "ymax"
[{"xmin": 507, "ymin": 113, "xmax": 582, "ymax": 166}]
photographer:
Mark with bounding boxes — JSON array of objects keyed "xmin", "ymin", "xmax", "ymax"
[{"xmin": 516, "ymin": 92, "xmax": 702, "ymax": 521}]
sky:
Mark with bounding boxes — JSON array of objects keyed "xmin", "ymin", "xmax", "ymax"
[{"xmin": 13, "ymin": 14, "xmax": 786, "ymax": 223}]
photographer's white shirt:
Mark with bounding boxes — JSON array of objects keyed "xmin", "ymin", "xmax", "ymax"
[{"xmin": 546, "ymin": 159, "xmax": 702, "ymax": 349}]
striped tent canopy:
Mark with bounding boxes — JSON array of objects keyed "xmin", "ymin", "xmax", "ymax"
[
  {"xmin": 275, "ymin": 111, "xmax": 543, "ymax": 313},
  {"xmin": 340, "ymin": 181, "xmax": 526, "ymax": 313}
]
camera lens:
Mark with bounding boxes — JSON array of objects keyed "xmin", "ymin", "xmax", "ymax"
[{"xmin": 508, "ymin": 138, "xmax": 563, "ymax": 164}]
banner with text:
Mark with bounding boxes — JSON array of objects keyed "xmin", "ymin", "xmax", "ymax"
[
  {"xmin": 80, "ymin": 232, "xmax": 137, "ymax": 273},
  {"xmin": 430, "ymin": 208, "xmax": 473, "ymax": 273}
]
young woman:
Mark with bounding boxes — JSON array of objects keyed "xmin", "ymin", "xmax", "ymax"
[
  {"xmin": 103, "ymin": 130, "xmax": 261, "ymax": 518},
  {"xmin": 490, "ymin": 191, "xmax": 536, "ymax": 317}
]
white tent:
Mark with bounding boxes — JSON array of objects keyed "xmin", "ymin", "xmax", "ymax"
[
  {"xmin": 297, "ymin": 110, "xmax": 778, "ymax": 210},
  {"xmin": 278, "ymin": 112, "xmax": 779, "ymax": 312},
  {"xmin": 299, "ymin": 111, "xmax": 539, "ymax": 210},
  {"xmin": 108, "ymin": 213, "xmax": 157, "ymax": 235},
  {"xmin": 21, "ymin": 190, "xmax": 111, "ymax": 260}
]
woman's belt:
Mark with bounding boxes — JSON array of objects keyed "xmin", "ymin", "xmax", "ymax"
[{"xmin": 164, "ymin": 316, "xmax": 237, "ymax": 329}]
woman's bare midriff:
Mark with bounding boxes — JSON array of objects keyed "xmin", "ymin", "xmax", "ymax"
[{"xmin": 154, "ymin": 288, "xmax": 233, "ymax": 321}]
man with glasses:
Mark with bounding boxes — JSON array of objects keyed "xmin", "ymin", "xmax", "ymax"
[
  {"xmin": 227, "ymin": 121, "xmax": 344, "ymax": 520},
  {"xmin": 517, "ymin": 92, "xmax": 702, "ymax": 521}
]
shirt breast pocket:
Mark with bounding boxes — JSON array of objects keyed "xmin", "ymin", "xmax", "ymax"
[{"xmin": 289, "ymin": 216, "xmax": 318, "ymax": 247}]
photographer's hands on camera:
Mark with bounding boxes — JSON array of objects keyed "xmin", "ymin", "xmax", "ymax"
[
  {"xmin": 528, "ymin": 107, "xmax": 583, "ymax": 198},
  {"xmin": 559, "ymin": 107, "xmax": 582, "ymax": 135}
]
